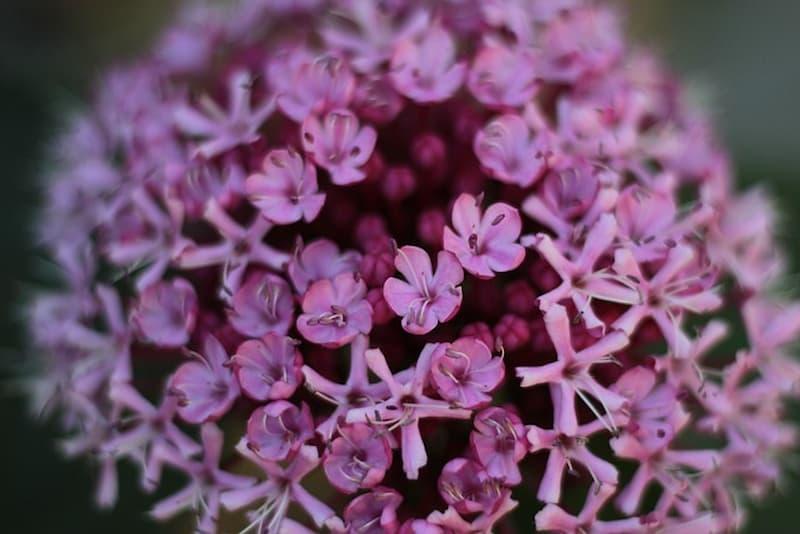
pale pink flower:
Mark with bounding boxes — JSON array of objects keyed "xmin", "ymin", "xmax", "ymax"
[
  {"xmin": 383, "ymin": 245, "xmax": 463, "ymax": 334},
  {"xmin": 516, "ymin": 304, "xmax": 630, "ymax": 435},
  {"xmin": 470, "ymin": 407, "xmax": 527, "ymax": 485},
  {"xmin": 323, "ymin": 423, "xmax": 393, "ymax": 493},
  {"xmin": 246, "ymin": 148, "xmax": 326, "ymax": 225},
  {"xmin": 468, "ymin": 41, "xmax": 539, "ymax": 108},
  {"xmin": 173, "ymin": 69, "xmax": 274, "ymax": 159},
  {"xmin": 443, "ymin": 193, "xmax": 525, "ymax": 279},
  {"xmin": 346, "ymin": 344, "xmax": 472, "ymax": 479},
  {"xmin": 168, "ymin": 335, "xmax": 240, "ymax": 424},
  {"xmin": 287, "ymin": 238, "xmax": 362, "ymax": 294},
  {"xmin": 269, "ymin": 50, "xmax": 355, "ymax": 122},
  {"xmin": 297, "ymin": 272, "xmax": 373, "ymax": 347},
  {"xmin": 430, "ymin": 337, "xmax": 504, "ymax": 408},
  {"xmin": 301, "ymin": 109, "xmax": 377, "ymax": 185},
  {"xmin": 227, "ymin": 271, "xmax": 294, "ymax": 338},
  {"xmin": 474, "ymin": 114, "xmax": 555, "ymax": 188},
  {"xmin": 231, "ymin": 333, "xmax": 303, "ymax": 401},
  {"xmin": 390, "ymin": 23, "xmax": 467, "ymax": 103},
  {"xmin": 131, "ymin": 277, "xmax": 197, "ymax": 348},
  {"xmin": 245, "ymin": 401, "xmax": 314, "ymax": 461}
]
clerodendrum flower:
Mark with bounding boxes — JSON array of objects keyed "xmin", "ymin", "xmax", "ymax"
[{"xmin": 28, "ymin": 0, "xmax": 800, "ymax": 532}]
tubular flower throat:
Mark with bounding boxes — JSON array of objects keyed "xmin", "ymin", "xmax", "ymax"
[{"xmin": 29, "ymin": 0, "xmax": 800, "ymax": 532}]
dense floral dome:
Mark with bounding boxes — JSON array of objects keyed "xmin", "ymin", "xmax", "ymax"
[{"xmin": 29, "ymin": 0, "xmax": 800, "ymax": 532}]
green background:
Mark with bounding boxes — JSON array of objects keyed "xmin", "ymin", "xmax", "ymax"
[{"xmin": 1, "ymin": 1, "xmax": 798, "ymax": 531}]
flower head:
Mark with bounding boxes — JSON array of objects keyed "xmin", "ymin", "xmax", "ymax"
[{"xmin": 30, "ymin": 1, "xmax": 800, "ymax": 532}]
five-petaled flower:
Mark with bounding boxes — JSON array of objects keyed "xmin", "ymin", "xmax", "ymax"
[
  {"xmin": 297, "ymin": 272, "xmax": 373, "ymax": 347},
  {"xmin": 383, "ymin": 245, "xmax": 463, "ymax": 334},
  {"xmin": 444, "ymin": 193, "xmax": 525, "ymax": 279}
]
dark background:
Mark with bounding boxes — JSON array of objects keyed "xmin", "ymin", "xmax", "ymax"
[{"xmin": 0, "ymin": 1, "xmax": 798, "ymax": 532}]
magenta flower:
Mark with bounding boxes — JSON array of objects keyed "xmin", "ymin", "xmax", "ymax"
[
  {"xmin": 443, "ymin": 193, "xmax": 525, "ymax": 279},
  {"xmin": 173, "ymin": 69, "xmax": 274, "ymax": 159},
  {"xmin": 383, "ymin": 245, "xmax": 463, "ymax": 335},
  {"xmin": 231, "ymin": 333, "xmax": 303, "ymax": 401},
  {"xmin": 287, "ymin": 238, "xmax": 362, "ymax": 294},
  {"xmin": 323, "ymin": 423, "xmax": 393, "ymax": 494},
  {"xmin": 245, "ymin": 400, "xmax": 314, "ymax": 462},
  {"xmin": 168, "ymin": 335, "xmax": 240, "ymax": 424},
  {"xmin": 430, "ymin": 337, "xmax": 504, "ymax": 409},
  {"xmin": 131, "ymin": 277, "xmax": 197, "ymax": 347},
  {"xmin": 297, "ymin": 272, "xmax": 372, "ymax": 348},
  {"xmin": 227, "ymin": 271, "xmax": 294, "ymax": 338},
  {"xmin": 470, "ymin": 407, "xmax": 527, "ymax": 485},
  {"xmin": 301, "ymin": 108, "xmax": 377, "ymax": 185},
  {"xmin": 474, "ymin": 114, "xmax": 554, "ymax": 188},
  {"xmin": 390, "ymin": 23, "xmax": 466, "ymax": 103},
  {"xmin": 246, "ymin": 148, "xmax": 326, "ymax": 225}
]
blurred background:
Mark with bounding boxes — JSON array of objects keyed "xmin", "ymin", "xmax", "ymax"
[{"xmin": 0, "ymin": 1, "xmax": 798, "ymax": 532}]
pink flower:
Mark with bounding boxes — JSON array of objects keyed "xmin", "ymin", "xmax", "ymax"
[
  {"xmin": 443, "ymin": 193, "xmax": 525, "ymax": 279},
  {"xmin": 176, "ymin": 200, "xmax": 289, "ymax": 296},
  {"xmin": 297, "ymin": 272, "xmax": 373, "ymax": 347},
  {"xmin": 522, "ymin": 160, "xmax": 616, "ymax": 239},
  {"xmin": 245, "ymin": 401, "xmax": 314, "ymax": 461},
  {"xmin": 287, "ymin": 238, "xmax": 361, "ymax": 293},
  {"xmin": 246, "ymin": 148, "xmax": 326, "ymax": 225},
  {"xmin": 527, "ymin": 419, "xmax": 619, "ymax": 503},
  {"xmin": 222, "ymin": 441, "xmax": 337, "ymax": 532},
  {"xmin": 132, "ymin": 277, "xmax": 197, "ymax": 347},
  {"xmin": 470, "ymin": 407, "xmax": 527, "ymax": 485},
  {"xmin": 526, "ymin": 213, "xmax": 640, "ymax": 335},
  {"xmin": 430, "ymin": 337, "xmax": 504, "ymax": 408},
  {"xmin": 535, "ymin": 483, "xmax": 653, "ymax": 533},
  {"xmin": 516, "ymin": 304, "xmax": 630, "ymax": 435},
  {"xmin": 173, "ymin": 69, "xmax": 274, "ymax": 158},
  {"xmin": 302, "ymin": 334, "xmax": 395, "ymax": 439},
  {"xmin": 383, "ymin": 245, "xmax": 463, "ymax": 335},
  {"xmin": 474, "ymin": 114, "xmax": 554, "ymax": 188},
  {"xmin": 227, "ymin": 271, "xmax": 294, "ymax": 338},
  {"xmin": 301, "ymin": 109, "xmax": 377, "ymax": 185},
  {"xmin": 269, "ymin": 50, "xmax": 355, "ymax": 122},
  {"xmin": 168, "ymin": 335, "xmax": 240, "ymax": 424},
  {"xmin": 337, "ymin": 487, "xmax": 403, "ymax": 534},
  {"xmin": 346, "ymin": 344, "xmax": 472, "ymax": 479},
  {"xmin": 438, "ymin": 458, "xmax": 503, "ymax": 515},
  {"xmin": 390, "ymin": 23, "xmax": 467, "ymax": 103},
  {"xmin": 611, "ymin": 244, "xmax": 722, "ymax": 357},
  {"xmin": 231, "ymin": 333, "xmax": 303, "ymax": 401},
  {"xmin": 468, "ymin": 42, "xmax": 539, "ymax": 108},
  {"xmin": 148, "ymin": 424, "xmax": 254, "ymax": 534},
  {"xmin": 323, "ymin": 423, "xmax": 393, "ymax": 493}
]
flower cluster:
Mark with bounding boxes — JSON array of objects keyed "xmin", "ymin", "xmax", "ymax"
[{"xmin": 29, "ymin": 0, "xmax": 800, "ymax": 532}]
